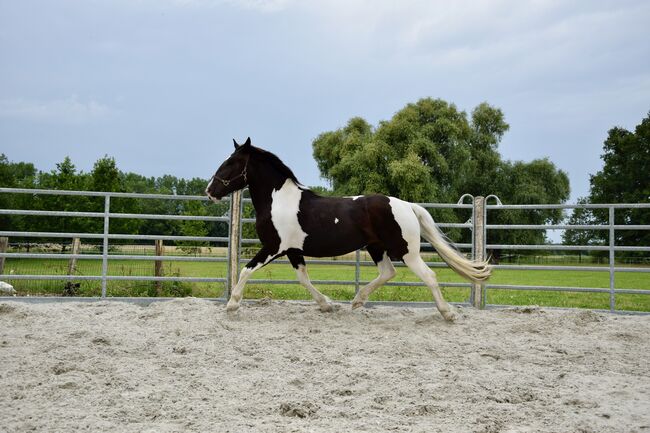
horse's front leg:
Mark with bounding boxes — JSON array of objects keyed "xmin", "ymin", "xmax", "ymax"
[{"xmin": 226, "ymin": 247, "xmax": 275, "ymax": 312}]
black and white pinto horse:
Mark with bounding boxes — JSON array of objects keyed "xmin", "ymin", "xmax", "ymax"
[{"xmin": 206, "ymin": 138, "xmax": 490, "ymax": 321}]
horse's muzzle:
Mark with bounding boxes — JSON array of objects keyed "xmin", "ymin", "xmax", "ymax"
[{"xmin": 205, "ymin": 190, "xmax": 221, "ymax": 203}]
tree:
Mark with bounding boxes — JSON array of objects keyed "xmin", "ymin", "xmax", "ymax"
[
  {"xmin": 177, "ymin": 201, "xmax": 209, "ymax": 255},
  {"xmin": 312, "ymin": 98, "xmax": 570, "ymax": 254},
  {"xmin": 0, "ymin": 154, "xmax": 37, "ymax": 232},
  {"xmin": 33, "ymin": 157, "xmax": 94, "ymax": 242},
  {"xmin": 90, "ymin": 156, "xmax": 143, "ymax": 238},
  {"xmin": 562, "ymin": 197, "xmax": 603, "ymax": 262},
  {"xmin": 572, "ymin": 112, "xmax": 650, "ymax": 252},
  {"xmin": 91, "ymin": 155, "xmax": 121, "ymax": 193}
]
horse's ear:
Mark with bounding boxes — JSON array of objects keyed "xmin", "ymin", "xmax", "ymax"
[
  {"xmin": 233, "ymin": 138, "xmax": 239, "ymax": 149},
  {"xmin": 243, "ymin": 137, "xmax": 251, "ymax": 148}
]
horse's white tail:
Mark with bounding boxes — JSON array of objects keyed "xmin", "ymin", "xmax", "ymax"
[{"xmin": 410, "ymin": 203, "xmax": 491, "ymax": 282}]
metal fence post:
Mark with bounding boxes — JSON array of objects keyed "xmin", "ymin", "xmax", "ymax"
[
  {"xmin": 101, "ymin": 195, "xmax": 110, "ymax": 298},
  {"xmin": 609, "ymin": 206, "xmax": 615, "ymax": 312},
  {"xmin": 471, "ymin": 196, "xmax": 486, "ymax": 309},
  {"xmin": 226, "ymin": 190, "xmax": 243, "ymax": 299}
]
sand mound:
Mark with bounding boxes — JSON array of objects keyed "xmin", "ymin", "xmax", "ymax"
[{"xmin": 1, "ymin": 299, "xmax": 649, "ymax": 432}]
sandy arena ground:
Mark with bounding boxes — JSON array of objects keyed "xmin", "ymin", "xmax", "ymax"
[{"xmin": 1, "ymin": 298, "xmax": 649, "ymax": 433}]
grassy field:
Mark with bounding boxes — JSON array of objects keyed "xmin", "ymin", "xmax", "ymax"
[{"xmin": 2, "ymin": 256, "xmax": 649, "ymax": 312}]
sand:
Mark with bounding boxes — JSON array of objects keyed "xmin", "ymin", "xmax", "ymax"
[{"xmin": 1, "ymin": 298, "xmax": 649, "ymax": 433}]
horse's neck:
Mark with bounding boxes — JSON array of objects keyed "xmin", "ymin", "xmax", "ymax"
[
  {"xmin": 248, "ymin": 185, "xmax": 274, "ymax": 216},
  {"xmin": 247, "ymin": 170, "xmax": 294, "ymax": 217}
]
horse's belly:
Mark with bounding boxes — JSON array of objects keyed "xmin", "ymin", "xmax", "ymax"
[{"xmin": 301, "ymin": 229, "xmax": 367, "ymax": 258}]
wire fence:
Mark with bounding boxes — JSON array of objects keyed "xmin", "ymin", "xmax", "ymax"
[{"xmin": 0, "ymin": 187, "xmax": 649, "ymax": 312}]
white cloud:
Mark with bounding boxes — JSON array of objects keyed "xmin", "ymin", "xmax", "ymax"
[{"xmin": 0, "ymin": 96, "xmax": 114, "ymax": 124}]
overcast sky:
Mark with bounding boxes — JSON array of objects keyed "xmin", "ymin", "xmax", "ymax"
[{"xmin": 1, "ymin": 0, "xmax": 648, "ymax": 202}]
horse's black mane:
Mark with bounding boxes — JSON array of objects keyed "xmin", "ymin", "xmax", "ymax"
[{"xmin": 250, "ymin": 146, "xmax": 300, "ymax": 185}]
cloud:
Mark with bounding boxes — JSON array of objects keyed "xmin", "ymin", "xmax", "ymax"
[{"xmin": 0, "ymin": 96, "xmax": 114, "ymax": 125}]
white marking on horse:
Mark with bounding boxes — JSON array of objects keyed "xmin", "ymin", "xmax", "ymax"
[
  {"xmin": 345, "ymin": 195, "xmax": 363, "ymax": 200},
  {"xmin": 271, "ymin": 179, "xmax": 308, "ymax": 253},
  {"xmin": 387, "ymin": 197, "xmax": 422, "ymax": 255},
  {"xmin": 334, "ymin": 218, "xmax": 339, "ymax": 224}
]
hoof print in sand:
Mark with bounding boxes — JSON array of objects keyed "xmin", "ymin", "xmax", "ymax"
[
  {"xmin": 279, "ymin": 402, "xmax": 319, "ymax": 418},
  {"xmin": 403, "ymin": 404, "xmax": 439, "ymax": 416}
]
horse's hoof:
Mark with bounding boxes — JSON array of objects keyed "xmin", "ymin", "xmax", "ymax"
[
  {"xmin": 319, "ymin": 303, "xmax": 334, "ymax": 313},
  {"xmin": 351, "ymin": 300, "xmax": 364, "ymax": 310},
  {"xmin": 226, "ymin": 301, "xmax": 240, "ymax": 313},
  {"xmin": 441, "ymin": 310, "xmax": 457, "ymax": 322}
]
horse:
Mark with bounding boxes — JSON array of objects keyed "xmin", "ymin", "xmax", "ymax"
[{"xmin": 206, "ymin": 138, "xmax": 490, "ymax": 321}]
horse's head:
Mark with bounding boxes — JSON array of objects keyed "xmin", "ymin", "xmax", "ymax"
[{"xmin": 205, "ymin": 137, "xmax": 252, "ymax": 202}]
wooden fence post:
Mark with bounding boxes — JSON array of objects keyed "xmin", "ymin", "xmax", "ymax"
[
  {"xmin": 471, "ymin": 196, "xmax": 486, "ymax": 309},
  {"xmin": 0, "ymin": 237, "xmax": 8, "ymax": 274},
  {"xmin": 155, "ymin": 239, "xmax": 164, "ymax": 295},
  {"xmin": 67, "ymin": 238, "xmax": 81, "ymax": 275},
  {"xmin": 226, "ymin": 190, "xmax": 243, "ymax": 299}
]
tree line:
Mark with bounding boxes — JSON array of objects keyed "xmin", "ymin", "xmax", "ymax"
[{"xmin": 0, "ymin": 155, "xmax": 229, "ymax": 249}]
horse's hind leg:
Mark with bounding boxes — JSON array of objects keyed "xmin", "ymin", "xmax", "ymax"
[
  {"xmin": 288, "ymin": 252, "xmax": 334, "ymax": 312},
  {"xmin": 403, "ymin": 252, "xmax": 456, "ymax": 321},
  {"xmin": 351, "ymin": 246, "xmax": 396, "ymax": 309}
]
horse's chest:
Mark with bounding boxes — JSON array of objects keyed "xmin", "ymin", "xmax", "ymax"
[{"xmin": 270, "ymin": 180, "xmax": 307, "ymax": 252}]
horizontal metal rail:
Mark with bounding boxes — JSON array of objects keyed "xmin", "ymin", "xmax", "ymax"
[
  {"xmin": 0, "ymin": 209, "xmax": 104, "ymax": 218},
  {"xmin": 491, "ymin": 264, "xmax": 650, "ymax": 273},
  {"xmin": 486, "ymin": 224, "xmax": 650, "ymax": 230},
  {"xmin": 484, "ymin": 283, "xmax": 650, "ymax": 295},
  {"xmin": 0, "ymin": 187, "xmax": 229, "ymax": 201},
  {"xmin": 0, "ymin": 253, "xmax": 226, "ymax": 262},
  {"xmin": 0, "ymin": 231, "xmax": 229, "ymax": 243},
  {"xmin": 0, "ymin": 275, "xmax": 226, "ymax": 282},
  {"xmin": 487, "ymin": 244, "xmax": 650, "ymax": 252},
  {"xmin": 486, "ymin": 203, "xmax": 650, "ymax": 210},
  {"xmin": 0, "ymin": 209, "xmax": 228, "ymax": 222},
  {"xmin": 247, "ymin": 278, "xmax": 471, "ymax": 288}
]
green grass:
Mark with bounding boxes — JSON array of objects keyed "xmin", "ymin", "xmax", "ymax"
[{"xmin": 2, "ymin": 258, "xmax": 649, "ymax": 311}]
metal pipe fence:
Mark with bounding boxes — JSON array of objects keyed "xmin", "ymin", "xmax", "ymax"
[
  {"xmin": 483, "ymin": 201, "xmax": 650, "ymax": 312},
  {"xmin": 0, "ymin": 187, "xmax": 232, "ymax": 298},
  {"xmin": 1, "ymin": 187, "xmax": 649, "ymax": 312}
]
